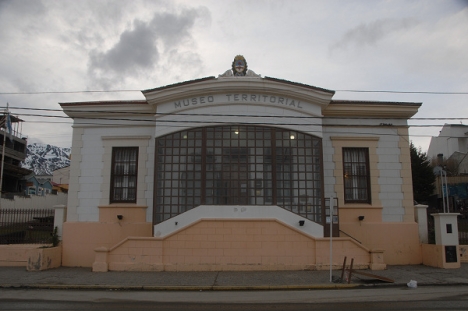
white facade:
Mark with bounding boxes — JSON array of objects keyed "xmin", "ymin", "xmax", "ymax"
[
  {"xmin": 62, "ymin": 75, "xmax": 420, "ymax": 228},
  {"xmin": 428, "ymin": 124, "xmax": 468, "ymax": 160},
  {"xmin": 58, "ymin": 61, "xmax": 431, "ymax": 270},
  {"xmin": 52, "ymin": 166, "xmax": 70, "ymax": 185}
]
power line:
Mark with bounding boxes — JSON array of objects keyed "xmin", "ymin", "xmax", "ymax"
[
  {"xmin": 1, "ymin": 89, "xmax": 468, "ymax": 95},
  {"xmin": 3, "ymin": 107, "xmax": 462, "ymax": 141},
  {"xmin": 5, "ymin": 109, "xmax": 466, "ymax": 129},
  {"xmin": 17, "ymin": 121, "xmax": 451, "ymax": 137},
  {"xmin": 13, "ymin": 115, "xmax": 456, "ymax": 139},
  {"xmin": 16, "ymin": 115, "xmax": 456, "ymax": 140},
  {"xmin": 0, "ymin": 90, "xmax": 141, "ymax": 95},
  {"xmin": 9, "ymin": 112, "xmax": 461, "ymax": 127},
  {"xmin": 5, "ymin": 106, "xmax": 468, "ymax": 121},
  {"xmin": 335, "ymin": 90, "xmax": 468, "ymax": 95}
]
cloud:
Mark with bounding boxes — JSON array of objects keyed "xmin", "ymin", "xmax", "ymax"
[
  {"xmin": 89, "ymin": 20, "xmax": 158, "ymax": 76},
  {"xmin": 87, "ymin": 7, "xmax": 210, "ymax": 88},
  {"xmin": 330, "ymin": 18, "xmax": 420, "ymax": 51},
  {"xmin": 0, "ymin": 0, "xmax": 45, "ymax": 17}
]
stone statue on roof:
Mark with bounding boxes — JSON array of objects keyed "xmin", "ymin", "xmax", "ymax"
[{"xmin": 219, "ymin": 55, "xmax": 261, "ymax": 77}]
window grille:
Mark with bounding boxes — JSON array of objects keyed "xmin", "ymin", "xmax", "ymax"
[
  {"xmin": 110, "ymin": 147, "xmax": 138, "ymax": 203},
  {"xmin": 343, "ymin": 147, "xmax": 371, "ymax": 203},
  {"xmin": 154, "ymin": 126, "xmax": 324, "ymax": 224}
]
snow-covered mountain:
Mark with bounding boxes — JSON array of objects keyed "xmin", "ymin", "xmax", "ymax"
[{"xmin": 22, "ymin": 143, "xmax": 71, "ymax": 176}]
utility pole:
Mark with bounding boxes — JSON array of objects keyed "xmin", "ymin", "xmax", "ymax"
[{"xmin": 0, "ymin": 103, "xmax": 10, "ymax": 195}]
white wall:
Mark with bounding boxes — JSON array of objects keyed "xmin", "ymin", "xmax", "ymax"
[
  {"xmin": 154, "ymin": 205, "xmax": 324, "ymax": 238},
  {"xmin": 0, "ymin": 192, "xmax": 67, "ymax": 209},
  {"xmin": 377, "ymin": 133, "xmax": 405, "ymax": 222},
  {"xmin": 66, "ymin": 82, "xmax": 415, "ymax": 227},
  {"xmin": 68, "ymin": 98, "xmax": 325, "ymax": 223},
  {"xmin": 71, "ymin": 126, "xmax": 154, "ymax": 222},
  {"xmin": 322, "ymin": 121, "xmax": 408, "ymax": 222},
  {"xmin": 52, "ymin": 166, "xmax": 70, "ymax": 185},
  {"xmin": 154, "ymin": 103, "xmax": 323, "ymax": 139},
  {"xmin": 428, "ymin": 124, "xmax": 468, "ymax": 159}
]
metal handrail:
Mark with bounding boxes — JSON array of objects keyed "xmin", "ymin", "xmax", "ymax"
[{"xmin": 339, "ymin": 229, "xmax": 362, "ymax": 244}]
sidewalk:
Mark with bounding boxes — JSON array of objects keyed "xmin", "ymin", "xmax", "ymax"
[{"xmin": 1, "ymin": 264, "xmax": 467, "ymax": 291}]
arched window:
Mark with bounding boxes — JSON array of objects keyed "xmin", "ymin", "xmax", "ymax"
[{"xmin": 154, "ymin": 126, "xmax": 323, "ymax": 223}]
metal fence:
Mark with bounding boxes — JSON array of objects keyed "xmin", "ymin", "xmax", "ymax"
[
  {"xmin": 459, "ymin": 218, "xmax": 468, "ymax": 245},
  {"xmin": 0, "ymin": 208, "xmax": 54, "ymax": 244},
  {"xmin": 426, "ymin": 208, "xmax": 436, "ymax": 244}
]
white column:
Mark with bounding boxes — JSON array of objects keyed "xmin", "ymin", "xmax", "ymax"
[
  {"xmin": 414, "ymin": 204, "xmax": 428, "ymax": 244},
  {"xmin": 53, "ymin": 204, "xmax": 67, "ymax": 238},
  {"xmin": 431, "ymin": 213, "xmax": 460, "ymax": 245}
]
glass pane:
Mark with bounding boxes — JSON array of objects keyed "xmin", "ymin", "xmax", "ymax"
[
  {"xmin": 154, "ymin": 126, "xmax": 323, "ymax": 224},
  {"xmin": 343, "ymin": 148, "xmax": 370, "ymax": 203},
  {"xmin": 111, "ymin": 147, "xmax": 138, "ymax": 203}
]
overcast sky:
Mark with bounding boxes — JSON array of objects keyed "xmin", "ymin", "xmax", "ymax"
[{"xmin": 0, "ymin": 0, "xmax": 467, "ymax": 152}]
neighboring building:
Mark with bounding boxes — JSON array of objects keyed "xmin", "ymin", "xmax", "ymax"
[
  {"xmin": 428, "ymin": 124, "xmax": 468, "ymax": 164},
  {"xmin": 51, "ymin": 181, "xmax": 68, "ymax": 193},
  {"xmin": 0, "ymin": 113, "xmax": 32, "ymax": 195},
  {"xmin": 35, "ymin": 175, "xmax": 52, "ymax": 181},
  {"xmin": 52, "ymin": 166, "xmax": 70, "ymax": 193},
  {"xmin": 60, "ymin": 56, "xmax": 422, "ymax": 271},
  {"xmin": 428, "ymin": 124, "xmax": 468, "ymax": 212},
  {"xmin": 37, "ymin": 178, "xmax": 53, "ymax": 195},
  {"xmin": 21, "ymin": 174, "xmax": 53, "ymax": 196}
]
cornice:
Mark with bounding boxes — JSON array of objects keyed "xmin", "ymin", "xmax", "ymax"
[
  {"xmin": 330, "ymin": 136, "xmax": 380, "ymax": 141},
  {"xmin": 323, "ymin": 101, "xmax": 421, "ymax": 118},
  {"xmin": 60, "ymin": 101, "xmax": 154, "ymax": 118},
  {"xmin": 142, "ymin": 77, "xmax": 335, "ymax": 108},
  {"xmin": 101, "ymin": 135, "xmax": 151, "ymax": 141}
]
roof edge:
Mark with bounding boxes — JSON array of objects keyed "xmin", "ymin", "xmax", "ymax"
[
  {"xmin": 142, "ymin": 76, "xmax": 217, "ymax": 94},
  {"xmin": 263, "ymin": 77, "xmax": 335, "ymax": 94},
  {"xmin": 331, "ymin": 99, "xmax": 422, "ymax": 106},
  {"xmin": 60, "ymin": 100, "xmax": 147, "ymax": 107}
]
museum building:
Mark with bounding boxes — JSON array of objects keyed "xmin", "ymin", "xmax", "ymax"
[{"xmin": 60, "ymin": 56, "xmax": 422, "ymax": 271}]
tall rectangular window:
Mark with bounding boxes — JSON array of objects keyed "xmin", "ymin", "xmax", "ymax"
[
  {"xmin": 343, "ymin": 148, "xmax": 370, "ymax": 203},
  {"xmin": 110, "ymin": 147, "xmax": 138, "ymax": 203}
]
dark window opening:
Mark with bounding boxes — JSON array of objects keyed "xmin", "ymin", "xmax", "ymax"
[
  {"xmin": 110, "ymin": 147, "xmax": 138, "ymax": 203},
  {"xmin": 343, "ymin": 147, "xmax": 371, "ymax": 204}
]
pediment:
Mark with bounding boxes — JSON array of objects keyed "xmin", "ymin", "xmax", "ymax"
[{"xmin": 142, "ymin": 76, "xmax": 335, "ymax": 115}]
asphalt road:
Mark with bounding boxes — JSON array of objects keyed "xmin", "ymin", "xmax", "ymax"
[
  {"xmin": 1, "ymin": 286, "xmax": 468, "ymax": 310},
  {"xmin": 1, "ymin": 300, "xmax": 468, "ymax": 311}
]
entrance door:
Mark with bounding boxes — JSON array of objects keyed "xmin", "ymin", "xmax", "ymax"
[
  {"xmin": 219, "ymin": 148, "xmax": 249, "ymax": 205},
  {"xmin": 220, "ymin": 164, "xmax": 248, "ymax": 204}
]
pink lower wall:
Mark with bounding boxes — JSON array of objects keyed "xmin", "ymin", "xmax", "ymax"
[
  {"xmin": 3, "ymin": 222, "xmax": 465, "ymax": 269},
  {"xmin": 460, "ymin": 245, "xmax": 468, "ymax": 262},
  {"xmin": 89, "ymin": 219, "xmax": 374, "ymax": 271},
  {"xmin": 61, "ymin": 204, "xmax": 153, "ymax": 267},
  {"xmin": 340, "ymin": 222, "xmax": 422, "ymax": 265},
  {"xmin": 0, "ymin": 245, "xmax": 39, "ymax": 266},
  {"xmin": 160, "ymin": 219, "xmax": 324, "ymax": 271},
  {"xmin": 62, "ymin": 218, "xmax": 424, "ymax": 270},
  {"xmin": 61, "ymin": 222, "xmax": 152, "ymax": 267},
  {"xmin": 339, "ymin": 207, "xmax": 422, "ymax": 265},
  {"xmin": 422, "ymin": 244, "xmax": 461, "ymax": 268},
  {"xmin": 59, "ymin": 205, "xmax": 441, "ymax": 270},
  {"xmin": 27, "ymin": 245, "xmax": 62, "ymax": 271}
]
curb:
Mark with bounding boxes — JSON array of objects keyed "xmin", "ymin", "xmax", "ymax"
[{"xmin": 0, "ymin": 283, "xmax": 361, "ymax": 291}]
